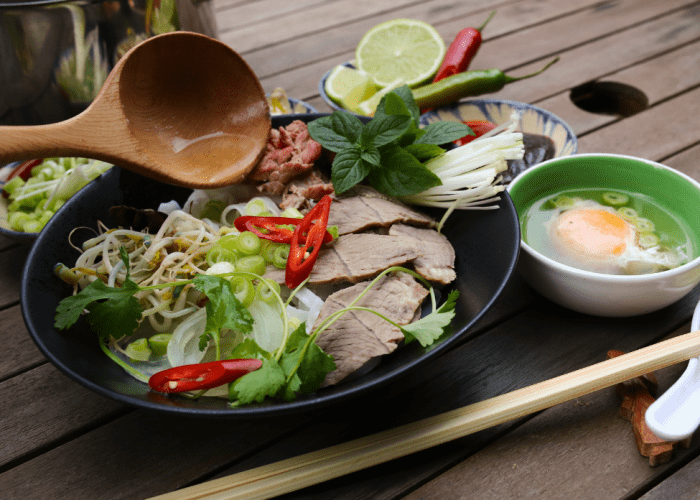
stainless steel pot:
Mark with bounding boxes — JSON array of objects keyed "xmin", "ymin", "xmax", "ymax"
[{"xmin": 1, "ymin": 0, "xmax": 217, "ymax": 125}]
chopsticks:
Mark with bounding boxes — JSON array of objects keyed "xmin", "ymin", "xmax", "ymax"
[{"xmin": 149, "ymin": 330, "xmax": 700, "ymax": 500}]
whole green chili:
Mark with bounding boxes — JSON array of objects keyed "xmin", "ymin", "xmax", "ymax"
[{"xmin": 413, "ymin": 56, "xmax": 559, "ymax": 110}]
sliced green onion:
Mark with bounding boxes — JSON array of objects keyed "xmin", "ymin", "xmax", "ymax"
[
  {"xmin": 280, "ymin": 207, "xmax": 303, "ymax": 219},
  {"xmin": 245, "ymin": 199, "xmax": 268, "ymax": 216},
  {"xmin": 602, "ymin": 191, "xmax": 629, "ymax": 206},
  {"xmin": 2, "ymin": 177, "xmax": 24, "ymax": 196},
  {"xmin": 230, "ymin": 275, "xmax": 255, "ymax": 307},
  {"xmin": 125, "ymin": 338, "xmax": 152, "ymax": 362},
  {"xmin": 256, "ymin": 279, "xmax": 281, "ymax": 304},
  {"xmin": 234, "ymin": 255, "xmax": 266, "ymax": 276},
  {"xmin": 638, "ymin": 233, "xmax": 660, "ymax": 249},
  {"xmin": 148, "ymin": 333, "xmax": 172, "ymax": 357},
  {"xmin": 200, "ymin": 200, "xmax": 226, "ymax": 221},
  {"xmin": 633, "ymin": 217, "xmax": 655, "ymax": 232},
  {"xmin": 272, "ymin": 244, "xmax": 290, "ymax": 269},
  {"xmin": 206, "ymin": 246, "xmax": 239, "ymax": 267},
  {"xmin": 617, "ymin": 207, "xmax": 638, "ymax": 220},
  {"xmin": 236, "ymin": 232, "xmax": 262, "ymax": 256}
]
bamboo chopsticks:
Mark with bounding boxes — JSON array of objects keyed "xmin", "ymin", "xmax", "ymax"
[{"xmin": 148, "ymin": 330, "xmax": 700, "ymax": 500}]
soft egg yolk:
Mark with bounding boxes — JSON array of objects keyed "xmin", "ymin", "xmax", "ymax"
[{"xmin": 555, "ymin": 208, "xmax": 632, "ymax": 258}]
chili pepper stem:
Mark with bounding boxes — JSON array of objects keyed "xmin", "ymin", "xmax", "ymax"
[
  {"xmin": 477, "ymin": 10, "xmax": 496, "ymax": 32},
  {"xmin": 504, "ymin": 56, "xmax": 559, "ymax": 84}
]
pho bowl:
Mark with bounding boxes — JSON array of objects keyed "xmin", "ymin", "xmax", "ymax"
[
  {"xmin": 419, "ymin": 99, "xmax": 578, "ymax": 183},
  {"xmin": 507, "ymin": 153, "xmax": 700, "ymax": 317},
  {"xmin": 21, "ymin": 113, "xmax": 521, "ymax": 418}
]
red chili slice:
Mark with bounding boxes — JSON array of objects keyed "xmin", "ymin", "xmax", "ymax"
[
  {"xmin": 285, "ymin": 195, "xmax": 332, "ymax": 289},
  {"xmin": 234, "ymin": 215, "xmax": 334, "ymax": 245},
  {"xmin": 148, "ymin": 358, "xmax": 262, "ymax": 393},
  {"xmin": 453, "ymin": 120, "xmax": 497, "ymax": 146}
]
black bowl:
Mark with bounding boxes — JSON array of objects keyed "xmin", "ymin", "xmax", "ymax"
[{"xmin": 20, "ymin": 113, "xmax": 520, "ymax": 418}]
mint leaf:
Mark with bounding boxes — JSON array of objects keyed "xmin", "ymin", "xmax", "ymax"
[
  {"xmin": 416, "ymin": 121, "xmax": 474, "ymax": 145},
  {"xmin": 55, "ymin": 278, "xmax": 143, "ymax": 339},
  {"xmin": 229, "ymin": 357, "xmax": 286, "ymax": 405},
  {"xmin": 375, "ymin": 85, "xmax": 420, "ymax": 125},
  {"xmin": 404, "ymin": 143, "xmax": 445, "ymax": 162},
  {"xmin": 331, "ymin": 147, "xmax": 372, "ymax": 194},
  {"xmin": 401, "ymin": 290, "xmax": 459, "ymax": 347},
  {"xmin": 307, "ymin": 112, "xmax": 361, "ymax": 152},
  {"xmin": 193, "ymin": 275, "xmax": 254, "ymax": 351},
  {"xmin": 363, "ymin": 114, "xmax": 412, "ymax": 147},
  {"xmin": 369, "ymin": 145, "xmax": 442, "ymax": 197},
  {"xmin": 361, "ymin": 143, "xmax": 381, "ymax": 166}
]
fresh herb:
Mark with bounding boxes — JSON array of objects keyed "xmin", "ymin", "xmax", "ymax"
[
  {"xmin": 228, "ymin": 325, "xmax": 336, "ymax": 406},
  {"xmin": 308, "ymin": 85, "xmax": 473, "ymax": 196},
  {"xmin": 192, "ymin": 275, "xmax": 255, "ymax": 358},
  {"xmin": 401, "ymin": 289, "xmax": 458, "ymax": 347}
]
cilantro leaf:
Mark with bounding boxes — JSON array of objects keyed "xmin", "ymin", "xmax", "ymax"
[
  {"xmin": 369, "ymin": 145, "xmax": 442, "ymax": 197},
  {"xmin": 54, "ymin": 278, "xmax": 143, "ymax": 339},
  {"xmin": 279, "ymin": 324, "xmax": 336, "ymax": 399},
  {"xmin": 229, "ymin": 357, "xmax": 286, "ymax": 405},
  {"xmin": 401, "ymin": 290, "xmax": 459, "ymax": 347},
  {"xmin": 416, "ymin": 121, "xmax": 474, "ymax": 145},
  {"xmin": 331, "ymin": 147, "xmax": 372, "ymax": 194},
  {"xmin": 193, "ymin": 275, "xmax": 254, "ymax": 351}
]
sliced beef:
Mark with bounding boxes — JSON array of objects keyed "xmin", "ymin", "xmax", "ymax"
[
  {"xmin": 280, "ymin": 170, "xmax": 334, "ymax": 210},
  {"xmin": 248, "ymin": 120, "xmax": 323, "ymax": 195},
  {"xmin": 313, "ymin": 273, "xmax": 428, "ymax": 386},
  {"xmin": 328, "ymin": 188, "xmax": 434, "ymax": 235},
  {"xmin": 264, "ymin": 233, "xmax": 423, "ymax": 285},
  {"xmin": 389, "ymin": 224, "xmax": 456, "ymax": 284}
]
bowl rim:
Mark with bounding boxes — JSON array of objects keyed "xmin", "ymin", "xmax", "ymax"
[{"xmin": 506, "ymin": 152, "xmax": 700, "ymax": 283}]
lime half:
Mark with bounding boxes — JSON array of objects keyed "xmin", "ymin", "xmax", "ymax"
[
  {"xmin": 324, "ymin": 65, "xmax": 378, "ymax": 111},
  {"xmin": 355, "ymin": 18, "xmax": 445, "ymax": 88}
]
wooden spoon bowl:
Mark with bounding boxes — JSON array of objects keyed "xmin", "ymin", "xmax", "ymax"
[{"xmin": 0, "ymin": 32, "xmax": 271, "ymax": 189}]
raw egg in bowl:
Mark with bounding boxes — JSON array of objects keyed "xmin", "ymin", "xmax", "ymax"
[{"xmin": 507, "ymin": 154, "xmax": 700, "ymax": 317}]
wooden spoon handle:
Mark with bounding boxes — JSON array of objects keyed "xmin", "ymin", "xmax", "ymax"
[
  {"xmin": 149, "ymin": 330, "xmax": 700, "ymax": 500},
  {"xmin": 0, "ymin": 118, "xmax": 95, "ymax": 164}
]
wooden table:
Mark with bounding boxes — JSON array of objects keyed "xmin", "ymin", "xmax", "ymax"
[{"xmin": 3, "ymin": 0, "xmax": 700, "ymax": 498}]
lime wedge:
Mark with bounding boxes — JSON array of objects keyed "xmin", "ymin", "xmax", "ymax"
[
  {"xmin": 324, "ymin": 65, "xmax": 378, "ymax": 111},
  {"xmin": 355, "ymin": 19, "xmax": 445, "ymax": 88},
  {"xmin": 355, "ymin": 78, "xmax": 405, "ymax": 116}
]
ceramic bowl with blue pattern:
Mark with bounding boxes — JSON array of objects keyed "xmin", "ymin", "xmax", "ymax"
[{"xmin": 420, "ymin": 99, "xmax": 577, "ymax": 183}]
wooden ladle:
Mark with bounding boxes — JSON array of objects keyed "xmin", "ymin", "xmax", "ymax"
[{"xmin": 0, "ymin": 32, "xmax": 271, "ymax": 189}]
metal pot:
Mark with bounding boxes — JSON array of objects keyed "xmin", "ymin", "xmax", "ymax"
[{"xmin": 1, "ymin": 0, "xmax": 217, "ymax": 125}]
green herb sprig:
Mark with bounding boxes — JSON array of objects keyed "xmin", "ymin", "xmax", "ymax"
[{"xmin": 308, "ymin": 85, "xmax": 474, "ymax": 196}]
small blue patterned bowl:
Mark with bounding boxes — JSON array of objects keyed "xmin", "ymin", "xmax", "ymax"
[
  {"xmin": 318, "ymin": 61, "xmax": 362, "ymax": 115},
  {"xmin": 420, "ymin": 99, "xmax": 577, "ymax": 182}
]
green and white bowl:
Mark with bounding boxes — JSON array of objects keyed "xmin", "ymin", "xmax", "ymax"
[{"xmin": 507, "ymin": 153, "xmax": 700, "ymax": 317}]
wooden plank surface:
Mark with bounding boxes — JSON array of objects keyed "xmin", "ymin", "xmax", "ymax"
[{"xmin": 3, "ymin": 1, "xmax": 700, "ymax": 499}]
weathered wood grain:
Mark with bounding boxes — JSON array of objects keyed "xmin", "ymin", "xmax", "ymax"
[
  {"xmin": 535, "ymin": 37, "xmax": 700, "ymax": 139},
  {"xmin": 0, "ymin": 364, "xmax": 126, "ymax": 471},
  {"xmin": 402, "ymin": 328, "xmax": 697, "ymax": 500},
  {"xmin": 638, "ymin": 454, "xmax": 700, "ymax": 500},
  {"xmin": 0, "ymin": 245, "xmax": 27, "ymax": 308},
  {"xmin": 0, "ymin": 305, "xmax": 44, "ymax": 380},
  {"xmin": 188, "ymin": 289, "xmax": 700, "ymax": 500},
  {"xmin": 577, "ymin": 85, "xmax": 700, "ymax": 160},
  {"xmin": 490, "ymin": 3, "xmax": 700, "ymax": 105}
]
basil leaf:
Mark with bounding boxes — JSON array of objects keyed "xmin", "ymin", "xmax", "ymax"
[
  {"xmin": 364, "ymin": 114, "xmax": 412, "ymax": 147},
  {"xmin": 307, "ymin": 112, "xmax": 361, "ymax": 152},
  {"xmin": 416, "ymin": 121, "xmax": 474, "ymax": 145},
  {"xmin": 404, "ymin": 143, "xmax": 445, "ymax": 162},
  {"xmin": 369, "ymin": 145, "xmax": 442, "ymax": 197},
  {"xmin": 331, "ymin": 147, "xmax": 372, "ymax": 194}
]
